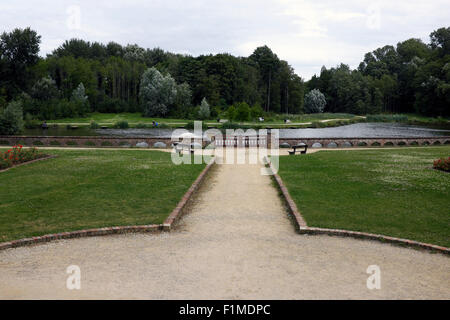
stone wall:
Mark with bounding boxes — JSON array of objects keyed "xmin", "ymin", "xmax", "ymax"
[
  {"xmin": 0, "ymin": 136, "xmax": 178, "ymax": 148},
  {"xmin": 1, "ymin": 135, "xmax": 449, "ymax": 149},
  {"xmin": 278, "ymin": 137, "xmax": 450, "ymax": 148}
]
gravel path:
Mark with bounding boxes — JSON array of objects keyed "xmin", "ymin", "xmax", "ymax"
[{"xmin": 0, "ymin": 160, "xmax": 449, "ymax": 299}]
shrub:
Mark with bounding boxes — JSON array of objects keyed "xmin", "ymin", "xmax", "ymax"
[
  {"xmin": 433, "ymin": 157, "xmax": 450, "ymax": 172},
  {"xmin": 101, "ymin": 141, "xmax": 113, "ymax": 147},
  {"xmin": 0, "ymin": 101, "xmax": 24, "ymax": 135},
  {"xmin": 84, "ymin": 141, "xmax": 96, "ymax": 146},
  {"xmin": 384, "ymin": 142, "xmax": 394, "ymax": 146},
  {"xmin": 50, "ymin": 140, "xmax": 61, "ymax": 146},
  {"xmin": 33, "ymin": 140, "xmax": 44, "ymax": 146},
  {"xmin": 135, "ymin": 122, "xmax": 148, "ymax": 128},
  {"xmin": 366, "ymin": 114, "xmax": 408, "ymax": 123},
  {"xmin": 185, "ymin": 121, "xmax": 208, "ymax": 130},
  {"xmin": 410, "ymin": 141, "xmax": 419, "ymax": 146},
  {"xmin": 113, "ymin": 120, "xmax": 129, "ymax": 129},
  {"xmin": 233, "ymin": 102, "xmax": 251, "ymax": 122},
  {"xmin": 310, "ymin": 121, "xmax": 326, "ymax": 128},
  {"xmin": 358, "ymin": 142, "xmax": 368, "ymax": 146},
  {"xmin": 398, "ymin": 141, "xmax": 406, "ymax": 146},
  {"xmin": 24, "ymin": 113, "xmax": 38, "ymax": 129},
  {"xmin": 89, "ymin": 120, "xmax": 100, "ymax": 129},
  {"xmin": 0, "ymin": 140, "xmax": 9, "ymax": 145},
  {"xmin": 66, "ymin": 141, "xmax": 78, "ymax": 146},
  {"xmin": 371, "ymin": 142, "xmax": 381, "ymax": 147}
]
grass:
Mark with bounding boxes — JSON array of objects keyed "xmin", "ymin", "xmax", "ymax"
[
  {"xmin": 45, "ymin": 112, "xmax": 362, "ymax": 128},
  {"xmin": 0, "ymin": 148, "xmax": 205, "ymax": 242},
  {"xmin": 278, "ymin": 146, "xmax": 450, "ymax": 247}
]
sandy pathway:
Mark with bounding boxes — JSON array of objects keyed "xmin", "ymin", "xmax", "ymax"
[{"xmin": 0, "ymin": 160, "xmax": 449, "ymax": 299}]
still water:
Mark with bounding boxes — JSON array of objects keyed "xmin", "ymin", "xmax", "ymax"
[{"xmin": 20, "ymin": 123, "xmax": 450, "ymax": 138}]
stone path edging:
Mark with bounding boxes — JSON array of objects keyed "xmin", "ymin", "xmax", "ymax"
[
  {"xmin": 163, "ymin": 160, "xmax": 215, "ymax": 230},
  {"xmin": 266, "ymin": 156, "xmax": 450, "ymax": 255},
  {"xmin": 0, "ymin": 159, "xmax": 215, "ymax": 251}
]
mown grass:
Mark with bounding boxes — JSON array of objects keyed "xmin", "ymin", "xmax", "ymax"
[
  {"xmin": 46, "ymin": 112, "xmax": 360, "ymax": 125},
  {"xmin": 46, "ymin": 112, "xmax": 188, "ymax": 126},
  {"xmin": 0, "ymin": 149, "xmax": 205, "ymax": 242},
  {"xmin": 278, "ymin": 147, "xmax": 450, "ymax": 247}
]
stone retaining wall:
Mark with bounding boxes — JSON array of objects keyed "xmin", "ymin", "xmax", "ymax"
[
  {"xmin": 0, "ymin": 136, "xmax": 205, "ymax": 148},
  {"xmin": 1, "ymin": 135, "xmax": 449, "ymax": 149},
  {"xmin": 278, "ymin": 136, "xmax": 450, "ymax": 148}
]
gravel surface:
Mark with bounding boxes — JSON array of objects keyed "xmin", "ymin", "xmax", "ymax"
[{"xmin": 0, "ymin": 159, "xmax": 449, "ymax": 299}]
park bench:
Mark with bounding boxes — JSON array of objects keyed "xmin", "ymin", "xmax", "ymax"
[
  {"xmin": 288, "ymin": 143, "xmax": 308, "ymax": 155},
  {"xmin": 173, "ymin": 142, "xmax": 195, "ymax": 155}
]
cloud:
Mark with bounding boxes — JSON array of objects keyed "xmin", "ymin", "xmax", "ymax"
[{"xmin": 1, "ymin": 0, "xmax": 449, "ymax": 80}]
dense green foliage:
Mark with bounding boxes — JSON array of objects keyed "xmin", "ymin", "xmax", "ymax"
[
  {"xmin": 0, "ymin": 149, "xmax": 205, "ymax": 242},
  {"xmin": 307, "ymin": 27, "xmax": 450, "ymax": 117},
  {"xmin": 304, "ymin": 89, "xmax": 326, "ymax": 113},
  {"xmin": 0, "ymin": 101, "xmax": 24, "ymax": 135},
  {"xmin": 0, "ymin": 27, "xmax": 448, "ymax": 124},
  {"xmin": 279, "ymin": 147, "xmax": 450, "ymax": 247}
]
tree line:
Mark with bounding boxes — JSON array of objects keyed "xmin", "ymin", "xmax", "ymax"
[
  {"xmin": 307, "ymin": 27, "xmax": 450, "ymax": 117},
  {"xmin": 0, "ymin": 26, "xmax": 449, "ymax": 130}
]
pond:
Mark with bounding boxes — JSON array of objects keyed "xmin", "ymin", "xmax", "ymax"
[
  {"xmin": 19, "ymin": 122, "xmax": 450, "ymax": 138},
  {"xmin": 278, "ymin": 123, "xmax": 450, "ymax": 138}
]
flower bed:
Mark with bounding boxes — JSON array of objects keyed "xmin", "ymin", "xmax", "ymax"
[
  {"xmin": 433, "ymin": 157, "xmax": 450, "ymax": 172},
  {"xmin": 0, "ymin": 145, "xmax": 46, "ymax": 170}
]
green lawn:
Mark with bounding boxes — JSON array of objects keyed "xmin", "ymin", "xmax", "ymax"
[
  {"xmin": 45, "ymin": 112, "xmax": 360, "ymax": 127},
  {"xmin": 0, "ymin": 149, "xmax": 205, "ymax": 242},
  {"xmin": 278, "ymin": 147, "xmax": 450, "ymax": 247},
  {"xmin": 46, "ymin": 112, "xmax": 189, "ymax": 125}
]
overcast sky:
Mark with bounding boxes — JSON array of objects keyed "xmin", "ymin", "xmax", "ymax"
[{"xmin": 1, "ymin": 0, "xmax": 449, "ymax": 80}]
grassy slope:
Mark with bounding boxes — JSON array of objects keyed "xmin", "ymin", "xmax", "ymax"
[
  {"xmin": 0, "ymin": 149, "xmax": 205, "ymax": 242},
  {"xmin": 278, "ymin": 147, "xmax": 450, "ymax": 247}
]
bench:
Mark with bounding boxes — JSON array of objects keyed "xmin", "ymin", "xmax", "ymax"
[
  {"xmin": 288, "ymin": 143, "xmax": 308, "ymax": 155},
  {"xmin": 173, "ymin": 142, "xmax": 195, "ymax": 155}
]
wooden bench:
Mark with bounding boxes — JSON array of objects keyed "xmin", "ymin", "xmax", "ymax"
[
  {"xmin": 288, "ymin": 143, "xmax": 308, "ymax": 155},
  {"xmin": 173, "ymin": 142, "xmax": 195, "ymax": 155}
]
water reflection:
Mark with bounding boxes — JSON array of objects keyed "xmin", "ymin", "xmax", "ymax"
[
  {"xmin": 279, "ymin": 123, "xmax": 450, "ymax": 138},
  {"xmin": 20, "ymin": 122, "xmax": 450, "ymax": 138}
]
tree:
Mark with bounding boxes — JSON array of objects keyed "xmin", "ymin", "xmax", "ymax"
[
  {"xmin": 139, "ymin": 67, "xmax": 177, "ymax": 117},
  {"xmin": 0, "ymin": 27, "xmax": 41, "ymax": 97},
  {"xmin": 234, "ymin": 102, "xmax": 251, "ymax": 122},
  {"xmin": 304, "ymin": 89, "xmax": 326, "ymax": 113},
  {"xmin": 250, "ymin": 46, "xmax": 280, "ymax": 112},
  {"xmin": 71, "ymin": 82, "xmax": 90, "ymax": 114},
  {"xmin": 31, "ymin": 77, "xmax": 59, "ymax": 101},
  {"xmin": 430, "ymin": 27, "xmax": 450, "ymax": 55},
  {"xmin": 0, "ymin": 101, "xmax": 24, "ymax": 135},
  {"xmin": 198, "ymin": 97, "xmax": 210, "ymax": 120},
  {"xmin": 175, "ymin": 82, "xmax": 192, "ymax": 110},
  {"xmin": 123, "ymin": 44, "xmax": 146, "ymax": 62}
]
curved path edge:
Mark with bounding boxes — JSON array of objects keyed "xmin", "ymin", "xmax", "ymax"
[
  {"xmin": 266, "ymin": 157, "xmax": 450, "ymax": 255},
  {"xmin": 0, "ymin": 160, "xmax": 215, "ymax": 251}
]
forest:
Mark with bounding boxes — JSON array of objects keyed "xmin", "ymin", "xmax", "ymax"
[{"xmin": 0, "ymin": 26, "xmax": 449, "ymax": 126}]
